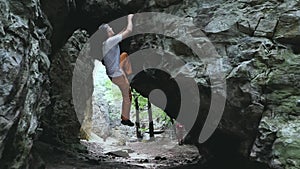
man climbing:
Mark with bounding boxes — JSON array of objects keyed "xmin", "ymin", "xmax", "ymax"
[{"xmin": 99, "ymin": 14, "xmax": 134, "ymax": 126}]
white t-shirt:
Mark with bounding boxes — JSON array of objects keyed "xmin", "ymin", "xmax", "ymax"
[{"xmin": 102, "ymin": 34, "xmax": 123, "ymax": 77}]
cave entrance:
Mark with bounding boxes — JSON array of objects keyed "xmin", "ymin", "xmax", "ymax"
[{"xmin": 78, "ymin": 60, "xmax": 199, "ymax": 167}]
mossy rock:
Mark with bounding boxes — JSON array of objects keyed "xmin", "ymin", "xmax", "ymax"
[{"xmin": 272, "ymin": 120, "xmax": 300, "ymax": 169}]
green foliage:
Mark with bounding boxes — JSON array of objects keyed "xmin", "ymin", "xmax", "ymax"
[
  {"xmin": 132, "ymin": 89, "xmax": 173, "ymax": 132},
  {"xmin": 103, "ymin": 80, "xmax": 121, "ymax": 101},
  {"xmin": 96, "ymin": 78, "xmax": 123, "ymax": 121},
  {"xmin": 138, "ymin": 127, "xmax": 148, "ymax": 133}
]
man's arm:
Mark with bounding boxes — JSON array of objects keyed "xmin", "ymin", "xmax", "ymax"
[{"xmin": 120, "ymin": 14, "xmax": 134, "ymax": 39}]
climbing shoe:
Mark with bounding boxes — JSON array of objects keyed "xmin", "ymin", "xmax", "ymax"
[{"xmin": 121, "ymin": 119, "xmax": 134, "ymax": 127}]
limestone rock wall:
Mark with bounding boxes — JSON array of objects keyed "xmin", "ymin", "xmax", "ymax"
[
  {"xmin": 142, "ymin": 1, "xmax": 300, "ymax": 168},
  {"xmin": 0, "ymin": 0, "xmax": 52, "ymax": 168},
  {"xmin": 40, "ymin": 29, "xmax": 90, "ymax": 145}
]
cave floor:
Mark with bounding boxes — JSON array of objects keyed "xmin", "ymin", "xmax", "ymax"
[
  {"xmin": 80, "ymin": 132, "xmax": 200, "ymax": 168},
  {"xmin": 38, "ymin": 132, "xmax": 269, "ymax": 169},
  {"xmin": 38, "ymin": 131, "xmax": 200, "ymax": 169}
]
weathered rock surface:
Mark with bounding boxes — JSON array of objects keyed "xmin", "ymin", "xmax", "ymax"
[
  {"xmin": 251, "ymin": 52, "xmax": 300, "ymax": 169},
  {"xmin": 40, "ymin": 29, "xmax": 90, "ymax": 145},
  {"xmin": 126, "ymin": 1, "xmax": 300, "ymax": 168},
  {"xmin": 0, "ymin": 0, "xmax": 51, "ymax": 168}
]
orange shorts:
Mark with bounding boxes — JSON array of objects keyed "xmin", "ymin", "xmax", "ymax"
[{"xmin": 120, "ymin": 52, "xmax": 132, "ymax": 76}]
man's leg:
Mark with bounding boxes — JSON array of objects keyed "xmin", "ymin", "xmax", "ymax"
[
  {"xmin": 111, "ymin": 74, "xmax": 132, "ymax": 123},
  {"xmin": 119, "ymin": 52, "xmax": 133, "ymax": 119},
  {"xmin": 120, "ymin": 52, "xmax": 133, "ymax": 103}
]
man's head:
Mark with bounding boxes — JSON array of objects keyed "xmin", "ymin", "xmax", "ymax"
[{"xmin": 99, "ymin": 24, "xmax": 115, "ymax": 38}]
